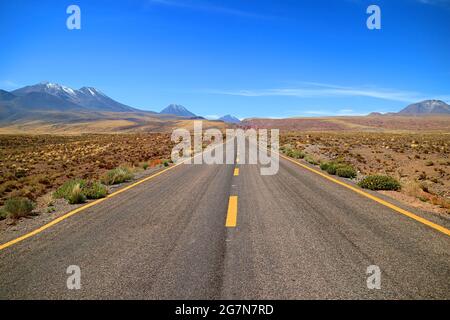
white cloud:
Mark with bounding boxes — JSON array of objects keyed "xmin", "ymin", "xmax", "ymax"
[
  {"xmin": 207, "ymin": 82, "xmax": 425, "ymax": 103},
  {"xmin": 303, "ymin": 110, "xmax": 330, "ymax": 115}
]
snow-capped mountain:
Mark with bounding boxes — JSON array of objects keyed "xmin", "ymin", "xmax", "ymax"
[
  {"xmin": 11, "ymin": 82, "xmax": 138, "ymax": 112},
  {"xmin": 160, "ymin": 104, "xmax": 196, "ymax": 117},
  {"xmin": 13, "ymin": 82, "xmax": 76, "ymax": 97},
  {"xmin": 219, "ymin": 114, "xmax": 241, "ymax": 124},
  {"xmin": 398, "ymin": 100, "xmax": 450, "ymax": 115}
]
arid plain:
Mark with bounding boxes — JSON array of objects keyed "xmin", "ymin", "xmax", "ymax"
[{"xmin": 1, "ymin": 115, "xmax": 449, "ymax": 224}]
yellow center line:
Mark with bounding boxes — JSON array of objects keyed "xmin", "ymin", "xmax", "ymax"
[
  {"xmin": 225, "ymin": 196, "xmax": 238, "ymax": 228},
  {"xmin": 234, "ymin": 168, "xmax": 240, "ymax": 176},
  {"xmin": 276, "ymin": 151, "xmax": 450, "ymax": 237}
]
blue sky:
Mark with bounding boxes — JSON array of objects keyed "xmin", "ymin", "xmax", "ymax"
[{"xmin": 0, "ymin": 0, "xmax": 449, "ymax": 118}]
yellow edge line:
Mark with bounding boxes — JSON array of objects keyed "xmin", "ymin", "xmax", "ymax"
[
  {"xmin": 277, "ymin": 152, "xmax": 450, "ymax": 237},
  {"xmin": 234, "ymin": 168, "xmax": 240, "ymax": 176},
  {"xmin": 225, "ymin": 196, "xmax": 238, "ymax": 228},
  {"xmin": 0, "ymin": 156, "xmax": 195, "ymax": 251}
]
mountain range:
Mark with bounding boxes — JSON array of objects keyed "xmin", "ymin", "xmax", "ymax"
[
  {"xmin": 0, "ymin": 82, "xmax": 232, "ymax": 133},
  {"xmin": 0, "ymin": 82, "xmax": 240, "ymax": 122},
  {"xmin": 0, "ymin": 81, "xmax": 448, "ymax": 133},
  {"xmin": 0, "ymin": 82, "xmax": 147, "ymax": 124}
]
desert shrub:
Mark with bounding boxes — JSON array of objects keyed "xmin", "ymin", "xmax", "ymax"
[
  {"xmin": 293, "ymin": 150, "xmax": 306, "ymax": 159},
  {"xmin": 430, "ymin": 196, "xmax": 450, "ymax": 210},
  {"xmin": 358, "ymin": 175, "xmax": 401, "ymax": 191},
  {"xmin": 0, "ymin": 181, "xmax": 21, "ymax": 195},
  {"xmin": 320, "ymin": 161, "xmax": 355, "ymax": 176},
  {"xmin": 304, "ymin": 156, "xmax": 319, "ymax": 165},
  {"xmin": 320, "ymin": 162, "xmax": 331, "ymax": 171},
  {"xmin": 4, "ymin": 197, "xmax": 35, "ymax": 219},
  {"xmin": 54, "ymin": 179, "xmax": 107, "ymax": 203},
  {"xmin": 54, "ymin": 179, "xmax": 87, "ymax": 199},
  {"xmin": 324, "ymin": 162, "xmax": 341, "ymax": 175},
  {"xmin": 14, "ymin": 168, "xmax": 28, "ymax": 179},
  {"xmin": 286, "ymin": 149, "xmax": 305, "ymax": 159},
  {"xmin": 163, "ymin": 160, "xmax": 170, "ymax": 167},
  {"xmin": 0, "ymin": 208, "xmax": 7, "ymax": 220},
  {"xmin": 142, "ymin": 162, "xmax": 149, "ymax": 170},
  {"xmin": 101, "ymin": 167, "xmax": 134, "ymax": 185},
  {"xmin": 39, "ymin": 193, "xmax": 54, "ymax": 208},
  {"xmin": 336, "ymin": 166, "xmax": 357, "ymax": 179},
  {"xmin": 67, "ymin": 183, "xmax": 86, "ymax": 204},
  {"xmin": 84, "ymin": 181, "xmax": 108, "ymax": 200}
]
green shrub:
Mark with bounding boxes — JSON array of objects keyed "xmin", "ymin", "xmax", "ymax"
[
  {"xmin": 84, "ymin": 181, "xmax": 108, "ymax": 199},
  {"xmin": 54, "ymin": 179, "xmax": 107, "ymax": 204},
  {"xmin": 304, "ymin": 156, "xmax": 319, "ymax": 165},
  {"xmin": 101, "ymin": 167, "xmax": 134, "ymax": 185},
  {"xmin": 320, "ymin": 162, "xmax": 331, "ymax": 171},
  {"xmin": 15, "ymin": 168, "xmax": 27, "ymax": 178},
  {"xmin": 358, "ymin": 175, "xmax": 401, "ymax": 191},
  {"xmin": 142, "ymin": 162, "xmax": 149, "ymax": 170},
  {"xmin": 320, "ymin": 161, "xmax": 356, "ymax": 176},
  {"xmin": 325, "ymin": 162, "xmax": 341, "ymax": 175},
  {"xmin": 293, "ymin": 150, "xmax": 306, "ymax": 159},
  {"xmin": 163, "ymin": 160, "xmax": 170, "ymax": 167},
  {"xmin": 67, "ymin": 183, "xmax": 86, "ymax": 204},
  {"xmin": 336, "ymin": 166, "xmax": 357, "ymax": 179},
  {"xmin": 54, "ymin": 179, "xmax": 87, "ymax": 199},
  {"xmin": 4, "ymin": 197, "xmax": 35, "ymax": 219},
  {"xmin": 286, "ymin": 149, "xmax": 305, "ymax": 159},
  {"xmin": 0, "ymin": 208, "xmax": 7, "ymax": 220}
]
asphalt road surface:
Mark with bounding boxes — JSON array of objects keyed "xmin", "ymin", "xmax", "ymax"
[{"xmin": 0, "ymin": 141, "xmax": 449, "ymax": 299}]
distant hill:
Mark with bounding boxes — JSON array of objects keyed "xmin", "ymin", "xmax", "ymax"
[
  {"xmin": 241, "ymin": 116, "xmax": 450, "ymax": 132},
  {"xmin": 160, "ymin": 104, "xmax": 196, "ymax": 117},
  {"xmin": 10, "ymin": 82, "xmax": 140, "ymax": 113},
  {"xmin": 398, "ymin": 100, "xmax": 450, "ymax": 115},
  {"xmin": 219, "ymin": 115, "xmax": 241, "ymax": 124},
  {"xmin": 0, "ymin": 89, "xmax": 16, "ymax": 101},
  {"xmin": 189, "ymin": 116, "xmax": 206, "ymax": 120}
]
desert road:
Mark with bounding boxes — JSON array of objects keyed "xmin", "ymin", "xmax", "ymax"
[{"xmin": 0, "ymin": 142, "xmax": 449, "ymax": 300}]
